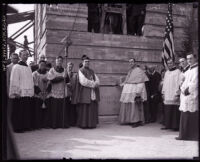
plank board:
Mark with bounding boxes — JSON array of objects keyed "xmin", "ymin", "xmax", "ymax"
[
  {"xmin": 45, "ymin": 29, "xmax": 185, "ymax": 52},
  {"xmin": 46, "ymin": 35, "xmax": 163, "ymax": 50},
  {"xmin": 46, "ymin": 4, "xmax": 88, "ymax": 18},
  {"xmin": 146, "ymin": 3, "xmax": 192, "ymax": 16},
  {"xmin": 46, "ymin": 57, "xmax": 163, "ymax": 75},
  {"xmin": 68, "ymin": 46, "xmax": 163, "ymax": 62},
  {"xmin": 143, "ymin": 24, "xmax": 186, "ymax": 38},
  {"xmin": 46, "ymin": 14, "xmax": 87, "ymax": 32},
  {"xmin": 46, "ymin": 44, "xmax": 163, "ymax": 62},
  {"xmin": 145, "ymin": 11, "xmax": 187, "ymax": 28}
]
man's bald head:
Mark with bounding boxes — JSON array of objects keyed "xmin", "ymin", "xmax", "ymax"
[{"xmin": 39, "ymin": 54, "xmax": 46, "ymax": 61}]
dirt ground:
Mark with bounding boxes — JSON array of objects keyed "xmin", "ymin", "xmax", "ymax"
[{"xmin": 13, "ymin": 122, "xmax": 199, "ymax": 160}]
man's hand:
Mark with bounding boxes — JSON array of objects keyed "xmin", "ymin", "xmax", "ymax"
[
  {"xmin": 57, "ymin": 76, "xmax": 64, "ymax": 79},
  {"xmin": 136, "ymin": 93, "xmax": 140, "ymax": 97},
  {"xmin": 11, "ymin": 93, "xmax": 20, "ymax": 98},
  {"xmin": 120, "ymin": 83, "xmax": 125, "ymax": 87},
  {"xmin": 184, "ymin": 87, "xmax": 190, "ymax": 96},
  {"xmin": 174, "ymin": 95, "xmax": 180, "ymax": 102},
  {"xmin": 94, "ymin": 82, "xmax": 99, "ymax": 88},
  {"xmin": 161, "ymin": 94, "xmax": 164, "ymax": 100},
  {"xmin": 42, "ymin": 77, "xmax": 48, "ymax": 82},
  {"xmin": 141, "ymin": 10, "xmax": 145, "ymax": 15},
  {"xmin": 66, "ymin": 83, "xmax": 72, "ymax": 88}
]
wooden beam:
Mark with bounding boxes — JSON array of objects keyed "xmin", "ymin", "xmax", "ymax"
[
  {"xmin": 12, "ymin": 22, "xmax": 34, "ymax": 40},
  {"xmin": 9, "ymin": 20, "xmax": 32, "ymax": 39},
  {"xmin": 7, "ymin": 11, "xmax": 34, "ymax": 24}
]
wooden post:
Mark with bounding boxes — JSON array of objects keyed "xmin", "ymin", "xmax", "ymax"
[
  {"xmin": 122, "ymin": 4, "xmax": 127, "ymax": 35},
  {"xmin": 63, "ymin": 36, "xmax": 72, "ymax": 128}
]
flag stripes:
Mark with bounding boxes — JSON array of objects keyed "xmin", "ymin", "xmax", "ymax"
[{"xmin": 161, "ymin": 3, "xmax": 175, "ymax": 69}]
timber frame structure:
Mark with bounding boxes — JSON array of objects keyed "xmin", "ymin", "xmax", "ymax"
[
  {"xmin": 7, "ymin": 7, "xmax": 34, "ymax": 57},
  {"xmin": 34, "ymin": 3, "xmax": 198, "ymax": 122}
]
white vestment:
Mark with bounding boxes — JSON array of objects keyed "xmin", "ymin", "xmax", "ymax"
[
  {"xmin": 179, "ymin": 64, "xmax": 198, "ymax": 112},
  {"xmin": 78, "ymin": 70, "xmax": 100, "ymax": 100},
  {"xmin": 9, "ymin": 64, "xmax": 34, "ymax": 98},
  {"xmin": 162, "ymin": 68, "xmax": 181, "ymax": 105}
]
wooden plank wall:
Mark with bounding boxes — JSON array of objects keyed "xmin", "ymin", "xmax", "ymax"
[
  {"xmin": 34, "ymin": 3, "xmax": 196, "ymax": 120},
  {"xmin": 192, "ymin": 4, "xmax": 199, "ymax": 57},
  {"xmin": 34, "ymin": 4, "xmax": 47, "ymax": 62}
]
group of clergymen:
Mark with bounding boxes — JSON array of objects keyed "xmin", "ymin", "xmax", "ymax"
[
  {"xmin": 7, "ymin": 50, "xmax": 198, "ymax": 141},
  {"xmin": 7, "ymin": 50, "xmax": 100, "ymax": 132},
  {"xmin": 118, "ymin": 54, "xmax": 198, "ymax": 141}
]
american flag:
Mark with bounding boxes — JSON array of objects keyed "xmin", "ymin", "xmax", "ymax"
[{"xmin": 161, "ymin": 3, "xmax": 175, "ymax": 69}]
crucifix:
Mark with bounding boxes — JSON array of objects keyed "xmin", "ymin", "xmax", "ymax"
[{"xmin": 62, "ymin": 36, "xmax": 72, "ymax": 128}]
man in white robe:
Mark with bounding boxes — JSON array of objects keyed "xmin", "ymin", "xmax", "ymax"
[
  {"xmin": 47, "ymin": 56, "xmax": 70, "ymax": 128},
  {"xmin": 179, "ymin": 57, "xmax": 189, "ymax": 73},
  {"xmin": 176, "ymin": 53, "xmax": 198, "ymax": 141},
  {"xmin": 9, "ymin": 50, "xmax": 34, "ymax": 132},
  {"xmin": 7, "ymin": 53, "xmax": 19, "ymax": 95},
  {"xmin": 6, "ymin": 54, "xmax": 20, "ymax": 159},
  {"xmin": 161, "ymin": 59, "xmax": 181, "ymax": 131},
  {"xmin": 7, "ymin": 53, "xmax": 19, "ymax": 121},
  {"xmin": 178, "ymin": 57, "xmax": 190, "ymax": 88}
]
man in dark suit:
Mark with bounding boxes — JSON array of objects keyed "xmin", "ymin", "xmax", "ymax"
[
  {"xmin": 127, "ymin": 4, "xmax": 146, "ymax": 36},
  {"xmin": 147, "ymin": 65, "xmax": 161, "ymax": 123},
  {"xmin": 87, "ymin": 3, "xmax": 100, "ymax": 33}
]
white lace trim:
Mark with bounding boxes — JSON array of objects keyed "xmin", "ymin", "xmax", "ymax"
[
  {"xmin": 120, "ymin": 93, "xmax": 144, "ymax": 103},
  {"xmin": 49, "ymin": 89, "xmax": 68, "ymax": 98}
]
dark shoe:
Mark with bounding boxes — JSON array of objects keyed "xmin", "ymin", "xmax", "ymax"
[
  {"xmin": 175, "ymin": 137, "xmax": 182, "ymax": 140},
  {"xmin": 138, "ymin": 121, "xmax": 144, "ymax": 126},
  {"xmin": 172, "ymin": 128, "xmax": 179, "ymax": 131},
  {"xmin": 132, "ymin": 125, "xmax": 139, "ymax": 128},
  {"xmin": 80, "ymin": 127, "xmax": 88, "ymax": 129},
  {"xmin": 87, "ymin": 127, "xmax": 96, "ymax": 129},
  {"xmin": 14, "ymin": 130, "xmax": 25, "ymax": 133},
  {"xmin": 161, "ymin": 127, "xmax": 169, "ymax": 130},
  {"xmin": 131, "ymin": 123, "xmax": 139, "ymax": 128},
  {"xmin": 159, "ymin": 121, "xmax": 164, "ymax": 125},
  {"xmin": 140, "ymin": 123, "xmax": 144, "ymax": 126},
  {"xmin": 150, "ymin": 119, "xmax": 156, "ymax": 123}
]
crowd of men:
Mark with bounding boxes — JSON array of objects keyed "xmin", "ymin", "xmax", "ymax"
[
  {"xmin": 7, "ymin": 50, "xmax": 198, "ymax": 142},
  {"xmin": 118, "ymin": 53, "xmax": 198, "ymax": 141},
  {"xmin": 7, "ymin": 50, "xmax": 100, "ymax": 133}
]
